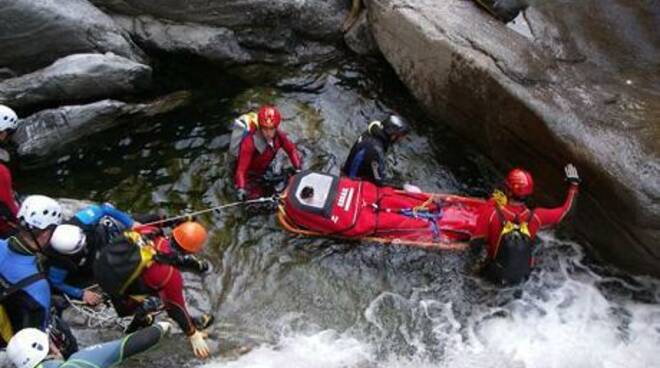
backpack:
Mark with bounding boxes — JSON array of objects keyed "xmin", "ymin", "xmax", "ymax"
[
  {"xmin": 490, "ymin": 207, "xmax": 535, "ymax": 285},
  {"xmin": 93, "ymin": 231, "xmax": 155, "ymax": 297},
  {"xmin": 229, "ymin": 112, "xmax": 259, "ymax": 158}
]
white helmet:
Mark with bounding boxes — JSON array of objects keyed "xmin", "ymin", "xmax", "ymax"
[
  {"xmin": 50, "ymin": 224, "xmax": 86, "ymax": 255},
  {"xmin": 6, "ymin": 328, "xmax": 50, "ymax": 368},
  {"xmin": 0, "ymin": 104, "xmax": 18, "ymax": 131},
  {"xmin": 17, "ymin": 195, "xmax": 63, "ymax": 230}
]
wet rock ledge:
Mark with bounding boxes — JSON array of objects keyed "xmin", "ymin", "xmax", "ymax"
[{"xmin": 365, "ymin": 0, "xmax": 660, "ymax": 276}]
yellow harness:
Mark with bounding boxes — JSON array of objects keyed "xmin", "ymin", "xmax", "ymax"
[
  {"xmin": 493, "ymin": 206, "xmax": 533, "ymax": 257},
  {"xmin": 0, "ymin": 305, "xmax": 13, "ymax": 344},
  {"xmin": 118, "ymin": 231, "xmax": 157, "ymax": 296}
]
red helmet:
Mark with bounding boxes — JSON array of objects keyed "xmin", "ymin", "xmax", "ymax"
[
  {"xmin": 258, "ymin": 105, "xmax": 281, "ymax": 129},
  {"xmin": 505, "ymin": 168, "xmax": 534, "ymax": 198}
]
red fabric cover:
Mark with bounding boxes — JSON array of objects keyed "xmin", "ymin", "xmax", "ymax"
[{"xmin": 282, "ymin": 175, "xmax": 486, "ymax": 244}]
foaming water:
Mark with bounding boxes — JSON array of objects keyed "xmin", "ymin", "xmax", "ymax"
[
  {"xmin": 203, "ymin": 330, "xmax": 374, "ymax": 368},
  {"xmin": 203, "ymin": 234, "xmax": 660, "ymax": 368}
]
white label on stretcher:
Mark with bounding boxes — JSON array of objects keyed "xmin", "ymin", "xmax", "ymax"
[
  {"xmin": 338, "ymin": 188, "xmax": 348, "ymax": 208},
  {"xmin": 337, "ymin": 187, "xmax": 354, "ymax": 212},
  {"xmin": 344, "ymin": 188, "xmax": 354, "ymax": 212}
]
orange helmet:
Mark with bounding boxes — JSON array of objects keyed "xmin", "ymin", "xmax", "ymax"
[
  {"xmin": 505, "ymin": 168, "xmax": 534, "ymax": 198},
  {"xmin": 257, "ymin": 105, "xmax": 281, "ymax": 129},
  {"xmin": 172, "ymin": 221, "xmax": 208, "ymax": 253}
]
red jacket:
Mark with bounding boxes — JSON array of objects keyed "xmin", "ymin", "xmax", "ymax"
[
  {"xmin": 234, "ymin": 130, "xmax": 301, "ymax": 189},
  {"xmin": 473, "ymin": 184, "xmax": 579, "ymax": 259},
  {"xmin": 0, "ymin": 163, "xmax": 18, "ymax": 235}
]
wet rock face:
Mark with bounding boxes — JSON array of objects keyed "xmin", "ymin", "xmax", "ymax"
[
  {"xmin": 531, "ymin": 0, "xmax": 660, "ymax": 89},
  {"xmin": 0, "ymin": 0, "xmax": 145, "ymax": 73},
  {"xmin": 366, "ymin": 0, "xmax": 660, "ymax": 275},
  {"xmin": 345, "ymin": 11, "xmax": 380, "ymax": 56},
  {"xmin": 90, "ymin": 0, "xmax": 349, "ymax": 40},
  {"xmin": 90, "ymin": 0, "xmax": 350, "ymax": 64},
  {"xmin": 112, "ymin": 15, "xmax": 253, "ymax": 66},
  {"xmin": 13, "ymin": 91, "xmax": 191, "ymax": 157},
  {"xmin": 0, "ymin": 53, "xmax": 152, "ymax": 109}
]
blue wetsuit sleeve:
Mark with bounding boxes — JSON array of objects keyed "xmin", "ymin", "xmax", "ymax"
[
  {"xmin": 0, "ymin": 240, "xmax": 8, "ymax": 264},
  {"xmin": 100, "ymin": 203, "xmax": 134, "ymax": 228},
  {"xmin": 347, "ymin": 148, "xmax": 366, "ymax": 178},
  {"xmin": 47, "ymin": 267, "xmax": 84, "ymax": 300},
  {"xmin": 60, "ymin": 325, "xmax": 165, "ymax": 367},
  {"xmin": 75, "ymin": 204, "xmax": 134, "ymax": 228}
]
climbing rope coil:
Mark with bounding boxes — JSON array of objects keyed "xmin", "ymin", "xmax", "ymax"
[{"xmin": 63, "ymin": 291, "xmax": 130, "ymax": 330}]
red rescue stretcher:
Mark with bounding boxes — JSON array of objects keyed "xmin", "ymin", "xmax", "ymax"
[{"xmin": 277, "ymin": 172, "xmax": 487, "ymax": 250}]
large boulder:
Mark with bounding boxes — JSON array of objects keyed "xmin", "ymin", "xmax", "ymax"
[
  {"xmin": 0, "ymin": 53, "xmax": 152, "ymax": 109},
  {"xmin": 14, "ymin": 91, "xmax": 191, "ymax": 157},
  {"xmin": 90, "ymin": 0, "xmax": 349, "ymax": 40},
  {"xmin": 111, "ymin": 15, "xmax": 253, "ymax": 65},
  {"xmin": 344, "ymin": 11, "xmax": 379, "ymax": 56},
  {"xmin": 366, "ymin": 0, "xmax": 660, "ymax": 275},
  {"xmin": 0, "ymin": 0, "xmax": 146, "ymax": 73},
  {"xmin": 90, "ymin": 0, "xmax": 350, "ymax": 63}
]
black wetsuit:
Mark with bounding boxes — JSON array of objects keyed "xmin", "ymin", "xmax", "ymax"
[
  {"xmin": 41, "ymin": 324, "xmax": 166, "ymax": 368},
  {"xmin": 342, "ymin": 126, "xmax": 397, "ymax": 187}
]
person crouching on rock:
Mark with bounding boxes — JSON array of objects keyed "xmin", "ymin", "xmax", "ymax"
[
  {"xmin": 91, "ymin": 221, "xmax": 214, "ymax": 359},
  {"xmin": 0, "ymin": 196, "xmax": 63, "ymax": 347},
  {"xmin": 471, "ymin": 164, "xmax": 581, "ymax": 285},
  {"xmin": 233, "ymin": 105, "xmax": 302, "ymax": 201},
  {"xmin": 6, "ymin": 322, "xmax": 172, "ymax": 368},
  {"xmin": 45, "ymin": 202, "xmax": 144, "ymax": 308},
  {"xmin": 0, "ymin": 104, "xmax": 21, "ymax": 238}
]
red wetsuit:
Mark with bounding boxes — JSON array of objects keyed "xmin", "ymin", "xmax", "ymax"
[
  {"xmin": 473, "ymin": 183, "xmax": 579, "ymax": 260},
  {"xmin": 0, "ymin": 163, "xmax": 18, "ymax": 236},
  {"xmin": 234, "ymin": 130, "xmax": 301, "ymax": 198},
  {"xmin": 119, "ymin": 227, "xmax": 196, "ymax": 335}
]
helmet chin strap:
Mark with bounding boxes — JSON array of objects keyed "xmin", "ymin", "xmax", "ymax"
[{"xmin": 22, "ymin": 224, "xmax": 48, "ymax": 255}]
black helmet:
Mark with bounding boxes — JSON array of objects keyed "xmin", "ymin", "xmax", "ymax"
[{"xmin": 382, "ymin": 115, "xmax": 410, "ymax": 141}]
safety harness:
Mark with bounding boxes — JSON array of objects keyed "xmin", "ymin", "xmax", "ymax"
[{"xmin": 490, "ymin": 206, "xmax": 535, "ymax": 284}]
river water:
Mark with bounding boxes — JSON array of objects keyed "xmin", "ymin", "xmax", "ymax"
[{"xmin": 14, "ymin": 55, "xmax": 660, "ymax": 368}]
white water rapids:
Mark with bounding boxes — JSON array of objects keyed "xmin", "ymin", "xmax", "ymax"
[{"xmin": 202, "ymin": 234, "xmax": 660, "ymax": 368}]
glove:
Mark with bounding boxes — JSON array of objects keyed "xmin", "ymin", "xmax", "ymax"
[
  {"xmin": 564, "ymin": 164, "xmax": 581, "ymax": 185},
  {"xmin": 189, "ymin": 330, "xmax": 210, "ymax": 359},
  {"xmin": 157, "ymin": 321, "xmax": 173, "ymax": 335},
  {"xmin": 141, "ymin": 296, "xmax": 162, "ymax": 313},
  {"xmin": 236, "ymin": 188, "xmax": 247, "ymax": 202},
  {"xmin": 403, "ymin": 183, "xmax": 422, "ymax": 193},
  {"xmin": 198, "ymin": 259, "xmax": 210, "ymax": 273},
  {"xmin": 179, "ymin": 255, "xmax": 210, "ymax": 273}
]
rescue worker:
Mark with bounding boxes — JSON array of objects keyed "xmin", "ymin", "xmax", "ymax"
[
  {"xmin": 0, "ymin": 196, "xmax": 63, "ymax": 345},
  {"xmin": 46, "ymin": 203, "xmax": 138, "ymax": 307},
  {"xmin": 92, "ymin": 221, "xmax": 213, "ymax": 359},
  {"xmin": 234, "ymin": 105, "xmax": 302, "ymax": 201},
  {"xmin": 472, "ymin": 164, "xmax": 580, "ymax": 284},
  {"xmin": 6, "ymin": 322, "xmax": 171, "ymax": 368},
  {"xmin": 342, "ymin": 115, "xmax": 413, "ymax": 189},
  {"xmin": 0, "ymin": 105, "xmax": 20, "ymax": 238}
]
